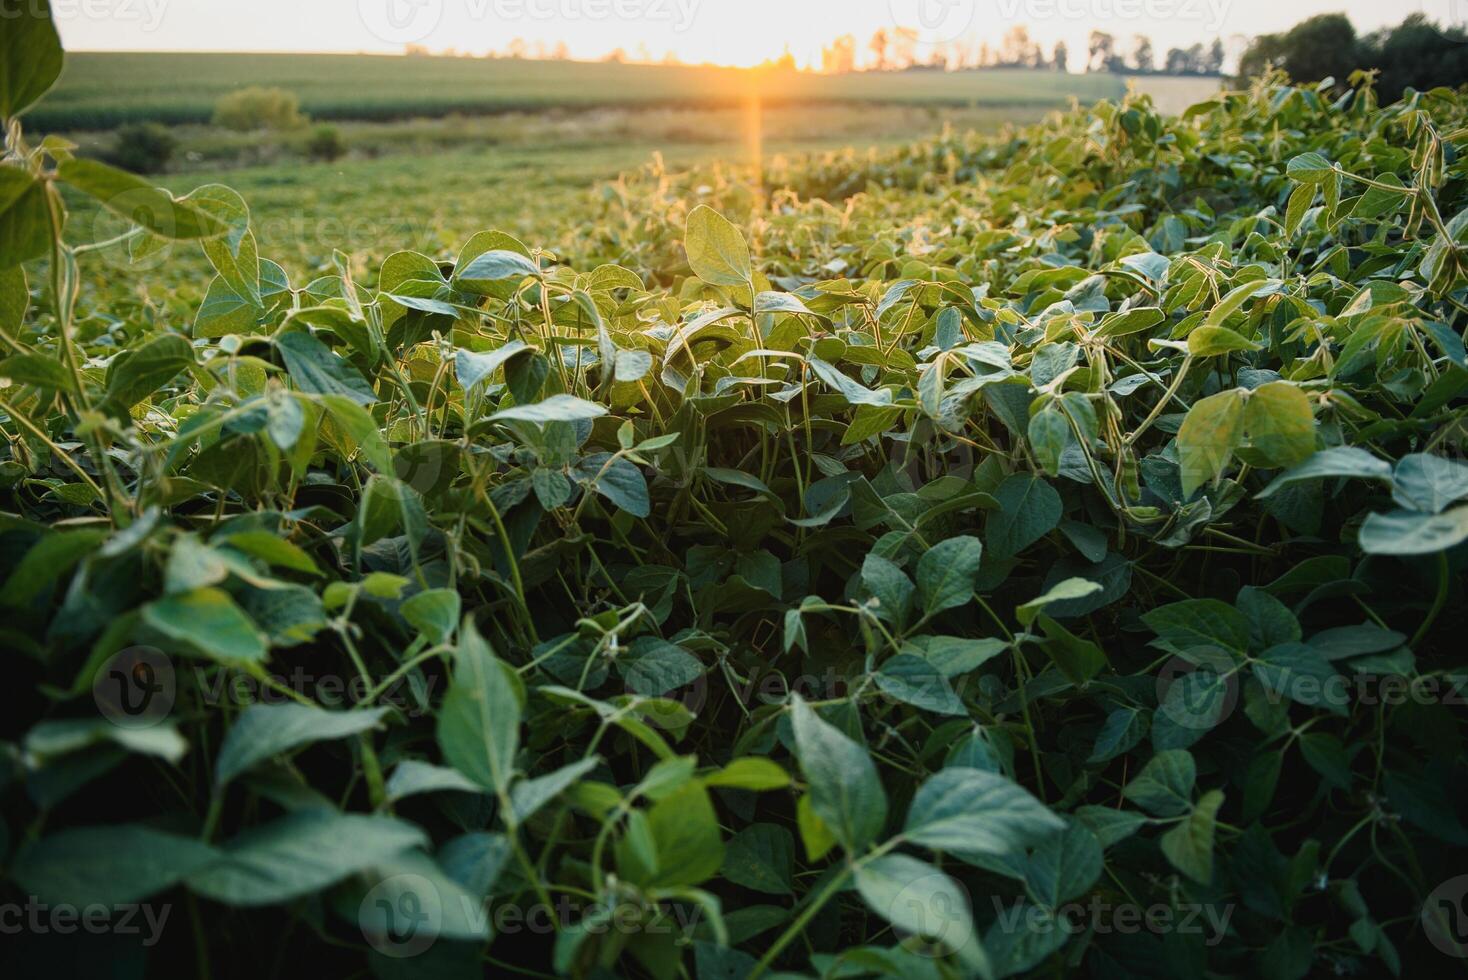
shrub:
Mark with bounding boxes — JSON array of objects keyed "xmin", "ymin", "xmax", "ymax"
[
  {"xmin": 106, "ymin": 121, "xmax": 177, "ymax": 173},
  {"xmin": 305, "ymin": 124, "xmax": 346, "ymax": 162},
  {"xmin": 211, "ymin": 85, "xmax": 306, "ymax": 132}
]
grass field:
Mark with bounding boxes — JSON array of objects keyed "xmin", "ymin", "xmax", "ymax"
[
  {"xmin": 34, "ymin": 52, "xmax": 1136, "ymax": 129},
  {"xmin": 66, "ymin": 115, "xmax": 983, "ymax": 314}
]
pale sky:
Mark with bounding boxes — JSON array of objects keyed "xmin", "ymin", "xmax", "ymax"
[{"xmin": 55, "ymin": 0, "xmax": 1452, "ymax": 69}]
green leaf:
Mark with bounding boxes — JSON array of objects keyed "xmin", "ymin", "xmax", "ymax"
[
  {"xmin": 1391, "ymin": 454, "xmax": 1468, "ymax": 514},
  {"xmin": 575, "ymin": 452, "xmax": 650, "ymax": 517},
  {"xmin": 488, "ymin": 393, "xmax": 607, "ymax": 424},
  {"xmin": 916, "ymin": 535, "xmax": 983, "ymax": 617},
  {"xmin": 277, "ymin": 331, "xmax": 377, "ymax": 406},
  {"xmin": 1037, "ymin": 614, "xmax": 1108, "ymax": 686},
  {"xmin": 1284, "ymin": 181, "xmax": 1315, "ymax": 237},
  {"xmin": 861, "ymin": 553, "xmax": 914, "ymax": 626},
  {"xmin": 142, "ymin": 587, "xmax": 267, "ymax": 663},
  {"xmin": 723, "ymin": 823, "xmax": 794, "ymax": 895},
  {"xmin": 904, "ymin": 767, "xmax": 1063, "ymax": 857},
  {"xmin": 1160, "ymin": 789, "xmax": 1224, "ymax": 883},
  {"xmin": 854, "ymin": 854, "xmax": 989, "ymax": 976},
  {"xmin": 455, "ymin": 248, "xmax": 542, "ymax": 286},
  {"xmin": 1187, "ymin": 325, "xmax": 1260, "ymax": 357},
  {"xmin": 0, "ymin": 0, "xmax": 63, "ymax": 120},
  {"xmin": 1025, "ymin": 822, "xmax": 1103, "ymax": 907},
  {"xmin": 988, "ymin": 474, "xmax": 1062, "ymax": 559},
  {"xmin": 1, "ymin": 528, "xmax": 106, "ymax": 606},
  {"xmin": 510, "ymin": 757, "xmax": 601, "ymax": 824},
  {"xmin": 621, "ymin": 636, "xmax": 703, "ymax": 697},
  {"xmin": 1286, "ymin": 152, "xmax": 1334, "ymax": 184},
  {"xmin": 12, "ymin": 825, "xmax": 217, "ymax": 907},
  {"xmin": 875, "ymin": 654, "xmax": 966, "ymax": 716},
  {"xmin": 187, "ymin": 811, "xmax": 426, "ymax": 906},
  {"xmin": 1095, "ymin": 307, "xmax": 1164, "ymax": 339},
  {"xmin": 685, "ymin": 205, "xmax": 752, "ymax": 287},
  {"xmin": 808, "ymin": 356, "xmax": 893, "ymax": 406},
  {"xmin": 192, "ymin": 276, "xmax": 260, "ymax": 339},
  {"xmin": 704, "ymin": 758, "xmax": 791, "ymax": 791},
  {"xmin": 1089, "ymin": 707, "xmax": 1148, "ymax": 764},
  {"xmin": 58, "ymin": 159, "xmax": 226, "ymax": 240},
  {"xmin": 220, "ymin": 531, "xmax": 321, "ymax": 577},
  {"xmin": 1244, "ymin": 381, "xmax": 1315, "ymax": 469},
  {"xmin": 1142, "ymin": 598, "xmax": 1250, "ymax": 654},
  {"xmin": 401, "ymin": 588, "xmax": 461, "ymax": 643},
  {"xmin": 902, "ymin": 635, "xmax": 1007, "ymax": 678},
  {"xmin": 0, "ymin": 351, "xmax": 74, "ymax": 391},
  {"xmin": 1203, "ymin": 279, "xmax": 1278, "ymax": 330},
  {"xmin": 789, "ymin": 694, "xmax": 887, "ymax": 854},
  {"xmin": 644, "ymin": 781, "xmax": 724, "ymax": 887},
  {"xmin": 386, "ymin": 760, "xmax": 483, "ymax": 802},
  {"xmin": 215, "ymin": 702, "xmax": 389, "ymax": 786},
  {"xmin": 317, "ymin": 393, "xmax": 392, "ymax": 472},
  {"xmin": 24, "ymin": 717, "xmax": 188, "ymax": 766},
  {"xmin": 1358, "ymin": 507, "xmax": 1468, "ymax": 555},
  {"xmin": 1251, "ymin": 642, "xmax": 1344, "ymax": 715},
  {"xmin": 1122, "ymin": 750, "xmax": 1195, "ymax": 817},
  {"xmin": 1017, "ymin": 578, "xmax": 1102, "ymax": 627},
  {"xmin": 456, "ymin": 340, "xmax": 533, "ymax": 392},
  {"xmin": 0, "ymin": 265, "xmax": 27, "ymax": 332},
  {"xmin": 185, "ymin": 184, "xmax": 259, "ymax": 304},
  {"xmin": 1178, "ymin": 388, "xmax": 1244, "ymax": 497},
  {"xmin": 1256, "ymin": 445, "xmax": 1393, "ymax": 500},
  {"xmin": 0, "ymin": 166, "xmax": 51, "ymax": 268},
  {"xmin": 437, "ymin": 620, "xmax": 523, "ymax": 796},
  {"xmin": 1027, "ymin": 405, "xmax": 1069, "ymax": 476},
  {"xmin": 105, "ymin": 333, "xmax": 194, "ymax": 411}
]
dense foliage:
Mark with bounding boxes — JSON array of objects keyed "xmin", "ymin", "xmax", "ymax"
[
  {"xmin": 4, "ymin": 5, "xmax": 1468, "ymax": 979},
  {"xmin": 1238, "ymin": 13, "xmax": 1468, "ymax": 102}
]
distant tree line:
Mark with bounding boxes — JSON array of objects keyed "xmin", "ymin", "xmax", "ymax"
[
  {"xmin": 1237, "ymin": 13, "xmax": 1468, "ymax": 99},
  {"xmin": 818, "ymin": 28, "xmax": 1223, "ymax": 75}
]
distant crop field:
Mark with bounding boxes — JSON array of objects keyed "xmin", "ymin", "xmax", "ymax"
[{"xmin": 32, "ymin": 52, "xmax": 1130, "ymax": 129}]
